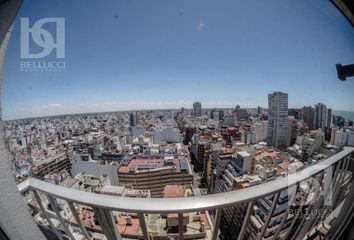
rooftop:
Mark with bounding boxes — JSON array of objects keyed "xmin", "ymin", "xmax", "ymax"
[
  {"xmin": 255, "ymin": 148, "xmax": 280, "ymax": 162},
  {"xmin": 164, "ymin": 185, "xmax": 184, "ymax": 198},
  {"xmin": 118, "ymin": 155, "xmax": 189, "ymax": 174}
]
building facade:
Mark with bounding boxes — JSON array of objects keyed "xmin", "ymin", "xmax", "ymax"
[
  {"xmin": 302, "ymin": 106, "xmax": 315, "ymax": 131},
  {"xmin": 118, "ymin": 155, "xmax": 193, "ymax": 197},
  {"xmin": 267, "ymin": 92, "xmax": 288, "ymax": 149},
  {"xmin": 314, "ymin": 103, "xmax": 327, "ymax": 130},
  {"xmin": 193, "ymin": 102, "xmax": 202, "ymax": 117}
]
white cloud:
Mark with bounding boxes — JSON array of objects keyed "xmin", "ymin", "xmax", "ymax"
[
  {"xmin": 197, "ymin": 22, "xmax": 205, "ymax": 31},
  {"xmin": 48, "ymin": 103, "xmax": 62, "ymax": 108}
]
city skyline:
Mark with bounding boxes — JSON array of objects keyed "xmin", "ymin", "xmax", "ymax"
[
  {"xmin": 3, "ymin": 0, "xmax": 354, "ymax": 120},
  {"xmin": 4, "ymin": 103, "xmax": 353, "ymax": 122}
]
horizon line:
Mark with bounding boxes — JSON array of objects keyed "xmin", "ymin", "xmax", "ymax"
[{"xmin": 4, "ymin": 107, "xmax": 353, "ymax": 122}]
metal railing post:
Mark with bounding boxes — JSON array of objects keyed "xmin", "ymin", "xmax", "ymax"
[
  {"xmin": 272, "ymin": 183, "xmax": 299, "ymax": 240},
  {"xmin": 67, "ymin": 201, "xmax": 92, "ymax": 240},
  {"xmin": 46, "ymin": 195, "xmax": 75, "ymax": 240},
  {"xmin": 92, "ymin": 208, "xmax": 122, "ymax": 240},
  {"xmin": 178, "ymin": 213, "xmax": 184, "ymax": 240},
  {"xmin": 256, "ymin": 192, "xmax": 280, "ymax": 240},
  {"xmin": 283, "ymin": 176, "xmax": 317, "ymax": 240},
  {"xmin": 138, "ymin": 213, "xmax": 149, "ymax": 240},
  {"xmin": 332, "ymin": 157, "xmax": 351, "ymax": 206},
  {"xmin": 211, "ymin": 208, "xmax": 222, "ymax": 240},
  {"xmin": 290, "ymin": 173, "xmax": 324, "ymax": 240},
  {"xmin": 237, "ymin": 201, "xmax": 254, "ymax": 240},
  {"xmin": 32, "ymin": 190, "xmax": 64, "ymax": 240},
  {"xmin": 327, "ymin": 158, "xmax": 354, "ymax": 239}
]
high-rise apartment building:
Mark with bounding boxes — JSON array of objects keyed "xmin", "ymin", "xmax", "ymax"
[
  {"xmin": 314, "ymin": 103, "xmax": 327, "ymax": 130},
  {"xmin": 235, "ymin": 105, "xmax": 249, "ymax": 121},
  {"xmin": 327, "ymin": 108, "xmax": 332, "ymax": 128},
  {"xmin": 334, "ymin": 129, "xmax": 354, "ymax": 147},
  {"xmin": 193, "ymin": 101, "xmax": 202, "ymax": 117},
  {"xmin": 288, "ymin": 108, "xmax": 303, "ymax": 120},
  {"xmin": 267, "ymin": 92, "xmax": 288, "ymax": 148},
  {"xmin": 330, "ymin": 127, "xmax": 338, "ymax": 145},
  {"xmin": 302, "ymin": 106, "xmax": 315, "ymax": 131},
  {"xmin": 129, "ymin": 112, "xmax": 138, "ymax": 127},
  {"xmin": 210, "ymin": 109, "xmax": 224, "ymax": 121},
  {"xmin": 286, "ymin": 116, "xmax": 296, "ymax": 147}
]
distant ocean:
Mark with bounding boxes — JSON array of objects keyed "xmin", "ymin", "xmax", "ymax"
[{"xmin": 333, "ymin": 110, "xmax": 354, "ymax": 122}]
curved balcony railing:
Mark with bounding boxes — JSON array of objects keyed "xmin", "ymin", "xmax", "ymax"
[{"xmin": 18, "ymin": 147, "xmax": 354, "ymax": 240}]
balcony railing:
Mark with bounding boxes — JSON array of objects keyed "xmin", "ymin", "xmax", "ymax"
[{"xmin": 18, "ymin": 147, "xmax": 354, "ymax": 240}]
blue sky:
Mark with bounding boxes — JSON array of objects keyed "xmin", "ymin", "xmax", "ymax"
[{"xmin": 3, "ymin": 0, "xmax": 354, "ymax": 120}]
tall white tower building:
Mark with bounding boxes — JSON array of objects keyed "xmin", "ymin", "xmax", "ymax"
[
  {"xmin": 267, "ymin": 92, "xmax": 288, "ymax": 148},
  {"xmin": 314, "ymin": 103, "xmax": 327, "ymax": 130}
]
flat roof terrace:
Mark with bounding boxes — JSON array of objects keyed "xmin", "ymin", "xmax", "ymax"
[{"xmin": 118, "ymin": 155, "xmax": 190, "ymax": 174}]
